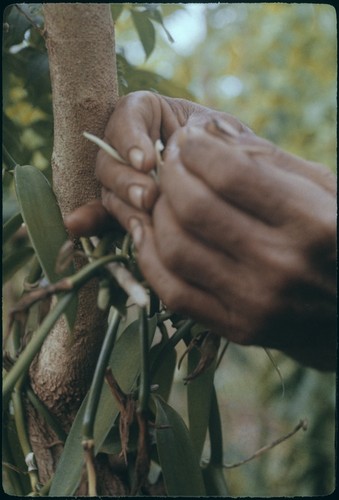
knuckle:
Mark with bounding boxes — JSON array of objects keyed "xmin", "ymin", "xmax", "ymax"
[
  {"xmin": 114, "ymin": 169, "xmax": 130, "ymax": 189},
  {"xmin": 118, "ymin": 90, "xmax": 155, "ymax": 110},
  {"xmin": 158, "ymin": 241, "xmax": 183, "ymax": 272},
  {"xmin": 177, "ymin": 190, "xmax": 210, "ymax": 227}
]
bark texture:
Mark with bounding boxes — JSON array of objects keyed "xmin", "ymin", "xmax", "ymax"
[
  {"xmin": 27, "ymin": 4, "xmax": 123, "ymax": 491},
  {"xmin": 30, "ymin": 2, "xmax": 118, "ymax": 419}
]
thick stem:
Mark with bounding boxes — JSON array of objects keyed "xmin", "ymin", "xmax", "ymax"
[
  {"xmin": 27, "ymin": 5, "xmax": 119, "ymax": 487},
  {"xmin": 44, "ymin": 3, "xmax": 118, "ymax": 216},
  {"xmin": 29, "ymin": 4, "xmax": 118, "ymax": 422}
]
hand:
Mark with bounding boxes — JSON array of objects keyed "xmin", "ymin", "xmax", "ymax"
[
  {"xmin": 126, "ymin": 124, "xmax": 336, "ymax": 371},
  {"xmin": 66, "ymin": 91, "xmax": 250, "ymax": 236},
  {"xmin": 65, "ymin": 95, "xmax": 336, "ymax": 371},
  {"xmin": 95, "ymin": 91, "xmax": 251, "ymax": 230}
]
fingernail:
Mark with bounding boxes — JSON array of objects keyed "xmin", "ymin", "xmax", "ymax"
[
  {"xmin": 129, "ymin": 218, "xmax": 143, "ymax": 248},
  {"xmin": 128, "ymin": 185, "xmax": 144, "ymax": 209},
  {"xmin": 129, "ymin": 147, "xmax": 145, "ymax": 170}
]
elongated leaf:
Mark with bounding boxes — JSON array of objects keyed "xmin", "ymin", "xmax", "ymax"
[
  {"xmin": 187, "ymin": 349, "xmax": 216, "ymax": 460},
  {"xmin": 153, "ymin": 395, "xmax": 206, "ymax": 496},
  {"xmin": 111, "ymin": 3, "xmax": 124, "ymax": 21},
  {"xmin": 208, "ymin": 386, "xmax": 224, "ymax": 465},
  {"xmin": 131, "ymin": 10, "xmax": 156, "ymax": 59},
  {"xmin": 146, "ymin": 7, "xmax": 175, "ymax": 43},
  {"xmin": 202, "ymin": 464, "xmax": 229, "ymax": 496},
  {"xmin": 3, "ymin": 246, "xmax": 34, "ymax": 283},
  {"xmin": 3, "ymin": 212, "xmax": 23, "ymax": 244},
  {"xmin": 14, "ymin": 165, "xmax": 77, "ymax": 329},
  {"xmin": 202, "ymin": 387, "xmax": 229, "ymax": 494},
  {"xmin": 49, "ymin": 314, "xmax": 157, "ymax": 496},
  {"xmin": 150, "ymin": 343, "xmax": 177, "ymax": 402}
]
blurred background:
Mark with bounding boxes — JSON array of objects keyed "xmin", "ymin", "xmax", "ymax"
[{"xmin": 3, "ymin": 3, "xmax": 336, "ymax": 496}]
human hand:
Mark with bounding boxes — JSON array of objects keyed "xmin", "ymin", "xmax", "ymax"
[
  {"xmin": 125, "ymin": 123, "xmax": 336, "ymax": 371},
  {"xmin": 94, "ymin": 91, "xmax": 251, "ymax": 229}
]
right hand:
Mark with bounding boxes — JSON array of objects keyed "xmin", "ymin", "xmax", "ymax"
[{"xmin": 95, "ymin": 91, "xmax": 252, "ymax": 230}]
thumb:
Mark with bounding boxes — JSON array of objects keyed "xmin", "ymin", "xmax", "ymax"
[
  {"xmin": 104, "ymin": 91, "xmax": 181, "ymax": 172},
  {"xmin": 64, "ymin": 200, "xmax": 121, "ymax": 237}
]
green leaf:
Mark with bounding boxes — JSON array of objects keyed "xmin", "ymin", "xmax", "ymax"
[
  {"xmin": 3, "ymin": 414, "xmax": 30, "ymax": 495},
  {"xmin": 14, "ymin": 164, "xmax": 77, "ymax": 330},
  {"xmin": 146, "ymin": 7, "xmax": 175, "ymax": 43},
  {"xmin": 208, "ymin": 386, "xmax": 224, "ymax": 465},
  {"xmin": 153, "ymin": 395, "xmax": 206, "ymax": 496},
  {"xmin": 3, "ymin": 293, "xmax": 76, "ymax": 404},
  {"xmin": 202, "ymin": 464, "xmax": 229, "ymax": 496},
  {"xmin": 150, "ymin": 342, "xmax": 177, "ymax": 402},
  {"xmin": 131, "ymin": 10, "xmax": 156, "ymax": 59},
  {"xmin": 49, "ymin": 314, "xmax": 157, "ymax": 496},
  {"xmin": 3, "ymin": 212, "xmax": 23, "ymax": 244},
  {"xmin": 3, "ymin": 5, "xmax": 31, "ymax": 49},
  {"xmin": 2, "ymin": 246, "xmax": 34, "ymax": 283},
  {"xmin": 111, "ymin": 3, "xmax": 124, "ymax": 21},
  {"xmin": 187, "ymin": 349, "xmax": 216, "ymax": 460}
]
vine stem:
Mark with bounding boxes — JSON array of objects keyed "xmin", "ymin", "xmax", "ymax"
[
  {"xmin": 208, "ymin": 386, "xmax": 224, "ymax": 466},
  {"xmin": 81, "ymin": 309, "xmax": 121, "ymax": 496},
  {"xmin": 138, "ymin": 307, "xmax": 150, "ymax": 413},
  {"xmin": 82, "ymin": 309, "xmax": 121, "ymax": 441},
  {"xmin": 150, "ymin": 319, "xmax": 195, "ymax": 378},
  {"xmin": 3, "ymin": 292, "xmax": 75, "ymax": 402},
  {"xmin": 222, "ymin": 419, "xmax": 308, "ymax": 469},
  {"xmin": 12, "ymin": 377, "xmax": 40, "ymax": 492}
]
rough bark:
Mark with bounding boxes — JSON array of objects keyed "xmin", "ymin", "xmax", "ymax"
[
  {"xmin": 26, "ymin": 4, "xmax": 123, "ymax": 491},
  {"xmin": 30, "ymin": 2, "xmax": 118, "ymax": 420}
]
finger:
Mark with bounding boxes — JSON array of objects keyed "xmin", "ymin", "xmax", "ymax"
[
  {"xmin": 96, "ymin": 148, "xmax": 159, "ymax": 211},
  {"xmin": 105, "ymin": 91, "xmax": 180, "ymax": 172},
  {"xmin": 159, "ymin": 142, "xmax": 271, "ymax": 260},
  {"xmin": 101, "ymin": 188, "xmax": 151, "ymax": 232},
  {"xmin": 64, "ymin": 200, "xmax": 120, "ymax": 237},
  {"xmin": 203, "ymin": 118, "xmax": 335, "ymax": 193},
  {"xmin": 152, "ymin": 195, "xmax": 238, "ymax": 304},
  {"xmin": 129, "ymin": 218, "xmax": 236, "ymax": 338},
  {"xmin": 152, "ymin": 195, "xmax": 297, "ymax": 340},
  {"xmin": 170, "ymin": 128, "xmax": 300, "ymax": 225},
  {"xmin": 235, "ymin": 133, "xmax": 336, "ymax": 194},
  {"xmin": 172, "ymin": 127, "xmax": 309, "ymax": 226}
]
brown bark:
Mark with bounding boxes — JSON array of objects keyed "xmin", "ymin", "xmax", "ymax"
[
  {"xmin": 30, "ymin": 2, "xmax": 118, "ymax": 420},
  {"xmin": 26, "ymin": 4, "xmax": 124, "ymax": 492}
]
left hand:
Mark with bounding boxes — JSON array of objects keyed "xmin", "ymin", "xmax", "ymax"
[{"xmin": 65, "ymin": 120, "xmax": 336, "ymax": 371}]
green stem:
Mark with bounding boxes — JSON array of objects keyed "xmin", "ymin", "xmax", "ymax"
[
  {"xmin": 121, "ymin": 233, "xmax": 131, "ymax": 256},
  {"xmin": 2, "ymin": 292, "xmax": 75, "ymax": 403},
  {"xmin": 138, "ymin": 307, "xmax": 150, "ymax": 413},
  {"xmin": 209, "ymin": 386, "xmax": 223, "ymax": 466},
  {"xmin": 2, "ymin": 422, "xmax": 26, "ymax": 496},
  {"xmin": 36, "ymin": 477, "xmax": 52, "ymax": 496},
  {"xmin": 3, "ymin": 212, "xmax": 23, "ymax": 243},
  {"xmin": 149, "ymin": 291, "xmax": 160, "ymax": 317},
  {"xmin": 26, "ymin": 388, "xmax": 67, "ymax": 442},
  {"xmin": 92, "ymin": 232, "xmax": 116, "ymax": 258},
  {"xmin": 82, "ymin": 309, "xmax": 121, "ymax": 441},
  {"xmin": 12, "ymin": 377, "xmax": 40, "ymax": 492},
  {"xmin": 69, "ymin": 254, "xmax": 129, "ymax": 289},
  {"xmin": 25, "ymin": 256, "xmax": 42, "ymax": 285},
  {"xmin": 2, "ymin": 145, "xmax": 18, "ymax": 170},
  {"xmin": 150, "ymin": 319, "xmax": 195, "ymax": 379}
]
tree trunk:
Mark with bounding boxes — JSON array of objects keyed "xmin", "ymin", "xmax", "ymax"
[{"xmin": 26, "ymin": 4, "xmax": 126, "ymax": 493}]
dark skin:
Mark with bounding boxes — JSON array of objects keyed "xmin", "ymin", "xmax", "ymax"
[{"xmin": 66, "ymin": 91, "xmax": 336, "ymax": 371}]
